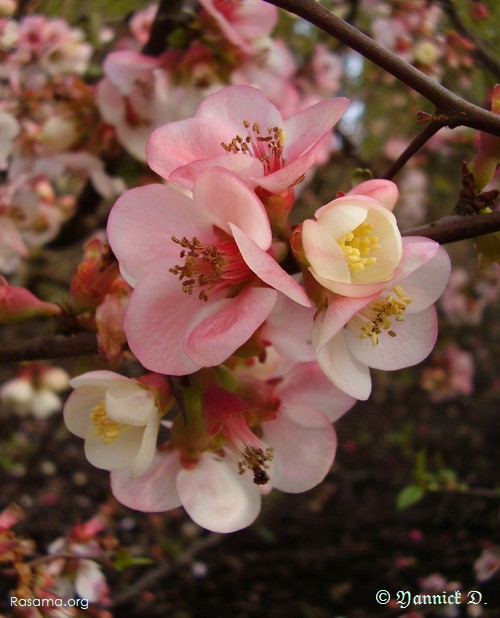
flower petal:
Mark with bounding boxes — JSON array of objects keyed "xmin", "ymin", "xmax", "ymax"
[
  {"xmin": 315, "ymin": 329, "xmax": 372, "ymax": 400},
  {"xmin": 107, "ymin": 184, "xmax": 212, "ymax": 286},
  {"xmin": 264, "ymin": 404, "xmax": 337, "ymax": 492},
  {"xmin": 185, "ymin": 286, "xmax": 278, "ymax": 366},
  {"xmin": 230, "ymin": 223, "xmax": 310, "ymax": 306},
  {"xmin": 84, "ymin": 425, "xmax": 143, "ymax": 471},
  {"xmin": 130, "ymin": 415, "xmax": 160, "ymax": 478},
  {"xmin": 346, "ymin": 306, "xmax": 438, "ymax": 371},
  {"xmin": 302, "ymin": 219, "xmax": 351, "ymax": 284},
  {"xmin": 177, "ymin": 451, "xmax": 261, "ymax": 533},
  {"xmin": 124, "ymin": 265, "xmax": 204, "ymax": 375},
  {"xmin": 284, "ymin": 98, "xmax": 350, "ymax": 161},
  {"xmin": 111, "ymin": 451, "xmax": 182, "ymax": 512},
  {"xmin": 105, "ymin": 383, "xmax": 157, "ymax": 426},
  {"xmin": 194, "ymin": 168, "xmax": 271, "ymax": 249},
  {"xmin": 347, "ymin": 179, "xmax": 399, "ymax": 211}
]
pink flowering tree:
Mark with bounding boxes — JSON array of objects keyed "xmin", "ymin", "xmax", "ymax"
[{"xmin": 0, "ymin": 0, "xmax": 499, "ymax": 615}]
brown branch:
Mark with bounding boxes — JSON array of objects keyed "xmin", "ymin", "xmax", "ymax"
[
  {"xmin": 108, "ymin": 533, "xmax": 222, "ymax": 609},
  {"xmin": 438, "ymin": 0, "xmax": 500, "ymax": 80},
  {"xmin": 402, "ymin": 210, "xmax": 500, "ymax": 244},
  {"xmin": 141, "ymin": 0, "xmax": 189, "ymax": 56},
  {"xmin": 383, "ymin": 121, "xmax": 445, "ymax": 180},
  {"xmin": 0, "ymin": 332, "xmax": 98, "ymax": 363},
  {"xmin": 263, "ymin": 0, "xmax": 500, "ymax": 136}
]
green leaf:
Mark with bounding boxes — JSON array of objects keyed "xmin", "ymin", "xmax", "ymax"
[{"xmin": 396, "ymin": 485, "xmax": 424, "ymax": 510}]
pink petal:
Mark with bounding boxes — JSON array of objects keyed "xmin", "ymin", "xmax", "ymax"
[
  {"xmin": 107, "ymin": 184, "xmax": 212, "ymax": 286},
  {"xmin": 314, "ymin": 295, "xmax": 377, "ymax": 350},
  {"xmin": 193, "ymin": 168, "xmax": 271, "ymax": 249},
  {"xmin": 278, "ymin": 362, "xmax": 357, "ymax": 422},
  {"xmin": 111, "ymin": 451, "xmax": 182, "ymax": 512},
  {"xmin": 171, "ymin": 153, "xmax": 263, "ymax": 190},
  {"xmin": 395, "ymin": 244, "xmax": 450, "ymax": 312},
  {"xmin": 124, "ymin": 266, "xmax": 205, "ymax": 375},
  {"xmin": 263, "ymin": 404, "xmax": 337, "ymax": 493},
  {"xmin": 185, "ymin": 286, "xmax": 278, "ymax": 366},
  {"xmin": 284, "ymin": 98, "xmax": 350, "ymax": 161},
  {"xmin": 262, "ymin": 294, "xmax": 316, "ymax": 362},
  {"xmin": 346, "ymin": 306, "xmax": 438, "ymax": 371},
  {"xmin": 230, "ymin": 224, "xmax": 310, "ymax": 306},
  {"xmin": 177, "ymin": 452, "xmax": 261, "ymax": 533},
  {"xmin": 146, "ymin": 117, "xmax": 256, "ymax": 183},
  {"xmin": 347, "ymin": 179, "xmax": 399, "ymax": 211},
  {"xmin": 196, "ymin": 85, "xmax": 283, "ymax": 135}
]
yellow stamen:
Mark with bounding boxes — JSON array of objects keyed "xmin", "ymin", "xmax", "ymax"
[
  {"xmin": 337, "ymin": 222, "xmax": 381, "ymax": 272},
  {"xmin": 352, "ymin": 285, "xmax": 413, "ymax": 346},
  {"xmin": 90, "ymin": 400, "xmax": 122, "ymax": 445}
]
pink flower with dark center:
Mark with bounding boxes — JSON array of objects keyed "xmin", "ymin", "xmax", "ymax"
[
  {"xmin": 146, "ymin": 85, "xmax": 349, "ymax": 195},
  {"xmin": 107, "ymin": 167, "xmax": 309, "ymax": 375},
  {"xmin": 111, "ymin": 353, "xmax": 355, "ymax": 533}
]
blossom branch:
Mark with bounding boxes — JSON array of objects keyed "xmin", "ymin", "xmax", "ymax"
[
  {"xmin": 262, "ymin": 0, "xmax": 500, "ymax": 136},
  {"xmin": 402, "ymin": 210, "xmax": 500, "ymax": 244},
  {"xmin": 141, "ymin": 0, "xmax": 188, "ymax": 56},
  {"xmin": 383, "ymin": 122, "xmax": 446, "ymax": 180},
  {"xmin": 0, "ymin": 332, "xmax": 98, "ymax": 363},
  {"xmin": 108, "ymin": 533, "xmax": 222, "ymax": 609}
]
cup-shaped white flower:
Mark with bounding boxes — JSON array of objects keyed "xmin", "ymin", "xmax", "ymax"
[
  {"xmin": 64, "ymin": 370, "xmax": 163, "ymax": 478},
  {"xmin": 301, "ymin": 180, "xmax": 403, "ymax": 297},
  {"xmin": 313, "ymin": 238, "xmax": 451, "ymax": 400}
]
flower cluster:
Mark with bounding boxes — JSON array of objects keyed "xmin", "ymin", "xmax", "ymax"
[{"xmin": 60, "ymin": 82, "xmax": 451, "ymax": 532}]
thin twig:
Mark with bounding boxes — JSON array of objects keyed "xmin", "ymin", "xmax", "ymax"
[
  {"xmin": 383, "ymin": 121, "xmax": 445, "ymax": 180},
  {"xmin": 263, "ymin": 0, "xmax": 500, "ymax": 136},
  {"xmin": 0, "ymin": 332, "xmax": 98, "ymax": 363},
  {"xmin": 402, "ymin": 210, "xmax": 500, "ymax": 244},
  {"xmin": 141, "ymin": 0, "xmax": 188, "ymax": 56},
  {"xmin": 108, "ymin": 533, "xmax": 222, "ymax": 609}
]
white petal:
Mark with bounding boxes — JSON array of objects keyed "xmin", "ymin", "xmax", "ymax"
[
  {"xmin": 177, "ymin": 452, "xmax": 261, "ymax": 533},
  {"xmin": 346, "ymin": 306, "xmax": 438, "ymax": 371},
  {"xmin": 316, "ymin": 330, "xmax": 372, "ymax": 400},
  {"xmin": 105, "ymin": 383, "xmax": 157, "ymax": 426},
  {"xmin": 84, "ymin": 425, "xmax": 144, "ymax": 471},
  {"xmin": 130, "ymin": 415, "xmax": 160, "ymax": 478}
]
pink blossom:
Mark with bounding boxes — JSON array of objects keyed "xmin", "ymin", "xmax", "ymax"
[
  {"xmin": 96, "ymin": 50, "xmax": 203, "ymax": 161},
  {"xmin": 111, "ymin": 356, "xmax": 355, "ymax": 533},
  {"xmin": 0, "ymin": 276, "xmax": 60, "ymax": 323},
  {"xmin": 200, "ymin": 0, "xmax": 278, "ymax": 54},
  {"xmin": 107, "ymin": 167, "xmax": 309, "ymax": 375},
  {"xmin": 298, "ymin": 179, "xmax": 402, "ymax": 297},
  {"xmin": 420, "ymin": 343, "xmax": 474, "ymax": 402},
  {"xmin": 313, "ymin": 238, "xmax": 451, "ymax": 399},
  {"xmin": 146, "ymin": 85, "xmax": 349, "ymax": 194},
  {"xmin": 474, "ymin": 546, "xmax": 500, "ymax": 583}
]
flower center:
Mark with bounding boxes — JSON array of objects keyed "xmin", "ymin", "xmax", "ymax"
[
  {"xmin": 337, "ymin": 222, "xmax": 381, "ymax": 272},
  {"xmin": 220, "ymin": 120, "xmax": 285, "ymax": 174},
  {"xmin": 238, "ymin": 444, "xmax": 274, "ymax": 485},
  {"xmin": 90, "ymin": 400, "xmax": 122, "ymax": 445},
  {"xmin": 350, "ymin": 285, "xmax": 413, "ymax": 346},
  {"xmin": 169, "ymin": 235, "xmax": 253, "ymax": 301}
]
